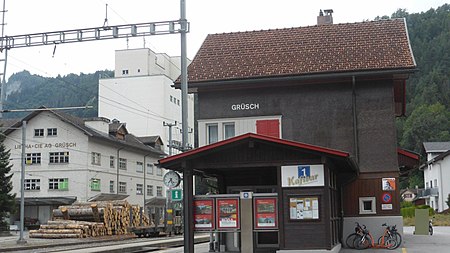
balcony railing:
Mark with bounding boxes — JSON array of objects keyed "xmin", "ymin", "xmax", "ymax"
[{"xmin": 417, "ymin": 187, "xmax": 439, "ymax": 198}]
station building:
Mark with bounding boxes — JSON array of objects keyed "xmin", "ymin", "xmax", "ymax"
[
  {"xmin": 159, "ymin": 15, "xmax": 417, "ymax": 252},
  {"xmin": 3, "ymin": 110, "xmax": 166, "ymax": 228}
]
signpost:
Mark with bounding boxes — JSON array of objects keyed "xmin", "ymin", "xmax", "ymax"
[{"xmin": 172, "ymin": 189, "xmax": 182, "ymax": 201}]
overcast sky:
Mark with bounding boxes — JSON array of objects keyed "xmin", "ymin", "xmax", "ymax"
[{"xmin": 2, "ymin": 0, "xmax": 448, "ymax": 80}]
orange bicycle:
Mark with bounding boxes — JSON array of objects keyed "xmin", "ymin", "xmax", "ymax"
[{"xmin": 354, "ymin": 224, "xmax": 397, "ymax": 250}]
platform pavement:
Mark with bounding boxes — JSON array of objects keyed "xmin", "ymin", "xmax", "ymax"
[
  {"xmin": 0, "ymin": 231, "xmax": 137, "ymax": 252},
  {"xmin": 2, "ymin": 227, "xmax": 450, "ymax": 252}
]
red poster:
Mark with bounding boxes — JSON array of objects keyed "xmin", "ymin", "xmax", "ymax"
[
  {"xmin": 194, "ymin": 199, "xmax": 214, "ymax": 230},
  {"xmin": 216, "ymin": 198, "xmax": 240, "ymax": 229},
  {"xmin": 254, "ymin": 197, "xmax": 278, "ymax": 229}
]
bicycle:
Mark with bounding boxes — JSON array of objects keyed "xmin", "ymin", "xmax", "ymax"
[
  {"xmin": 429, "ymin": 219, "xmax": 433, "ymax": 235},
  {"xmin": 377, "ymin": 223, "xmax": 401, "ymax": 249},
  {"xmin": 345, "ymin": 222, "xmax": 364, "ymax": 248},
  {"xmin": 353, "ymin": 224, "xmax": 373, "ymax": 250}
]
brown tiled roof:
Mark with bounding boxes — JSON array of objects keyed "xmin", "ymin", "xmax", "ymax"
[{"xmin": 187, "ymin": 18, "xmax": 416, "ymax": 83}]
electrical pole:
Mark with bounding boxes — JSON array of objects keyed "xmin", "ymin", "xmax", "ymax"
[{"xmin": 163, "ymin": 121, "xmax": 177, "ymax": 156}]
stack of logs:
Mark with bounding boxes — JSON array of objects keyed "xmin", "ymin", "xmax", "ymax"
[{"xmin": 29, "ymin": 200, "xmax": 151, "ymax": 239}]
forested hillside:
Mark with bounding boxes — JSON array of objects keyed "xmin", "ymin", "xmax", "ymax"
[
  {"xmin": 2, "ymin": 5, "xmax": 449, "ymax": 187},
  {"xmin": 3, "ymin": 70, "xmax": 113, "ymax": 119}
]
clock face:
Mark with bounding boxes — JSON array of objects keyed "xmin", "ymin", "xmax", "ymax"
[{"xmin": 163, "ymin": 171, "xmax": 181, "ymax": 188}]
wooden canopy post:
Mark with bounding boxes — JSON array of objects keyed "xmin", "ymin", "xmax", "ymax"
[{"xmin": 183, "ymin": 165, "xmax": 194, "ymax": 253}]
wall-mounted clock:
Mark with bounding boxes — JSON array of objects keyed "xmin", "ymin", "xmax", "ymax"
[{"xmin": 163, "ymin": 170, "xmax": 181, "ymax": 188}]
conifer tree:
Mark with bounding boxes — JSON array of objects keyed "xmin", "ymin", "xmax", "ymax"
[{"xmin": 0, "ymin": 129, "xmax": 16, "ymax": 231}]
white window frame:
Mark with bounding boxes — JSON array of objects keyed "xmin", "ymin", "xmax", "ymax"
[
  {"xmin": 359, "ymin": 197, "xmax": 376, "ymax": 214},
  {"xmin": 223, "ymin": 122, "xmax": 235, "ymax": 140},
  {"xmin": 156, "ymin": 167, "xmax": 163, "ymax": 176},
  {"xmin": 91, "ymin": 152, "xmax": 101, "ymax": 165},
  {"xmin": 34, "ymin": 128, "xmax": 44, "ymax": 137},
  {"xmin": 49, "ymin": 152, "xmax": 69, "ymax": 164},
  {"xmin": 90, "ymin": 178, "xmax": 101, "ymax": 191},
  {"xmin": 119, "ymin": 181, "xmax": 127, "ymax": 194},
  {"xmin": 47, "ymin": 128, "xmax": 57, "ymax": 136},
  {"xmin": 147, "ymin": 185, "xmax": 154, "ymax": 196},
  {"xmin": 26, "ymin": 153, "xmax": 41, "ymax": 165},
  {"xmin": 207, "ymin": 123, "xmax": 218, "ymax": 144},
  {"xmin": 147, "ymin": 163, "xmax": 154, "ymax": 175},
  {"xmin": 110, "ymin": 156, "xmax": 115, "ymax": 168},
  {"xmin": 109, "ymin": 180, "xmax": 115, "ymax": 193},
  {"xmin": 24, "ymin": 179, "xmax": 41, "ymax": 190},
  {"xmin": 136, "ymin": 161, "xmax": 144, "ymax": 173},
  {"xmin": 157, "ymin": 186, "xmax": 163, "ymax": 197},
  {"xmin": 136, "ymin": 184, "xmax": 143, "ymax": 195},
  {"xmin": 49, "ymin": 178, "xmax": 69, "ymax": 190},
  {"xmin": 119, "ymin": 158, "xmax": 127, "ymax": 170}
]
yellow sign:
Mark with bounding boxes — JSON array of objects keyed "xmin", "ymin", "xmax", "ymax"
[
  {"xmin": 167, "ymin": 220, "xmax": 173, "ymax": 225},
  {"xmin": 167, "ymin": 209, "xmax": 173, "ymax": 214}
]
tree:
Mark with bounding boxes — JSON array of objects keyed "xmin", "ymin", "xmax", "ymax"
[{"xmin": 0, "ymin": 128, "xmax": 16, "ymax": 231}]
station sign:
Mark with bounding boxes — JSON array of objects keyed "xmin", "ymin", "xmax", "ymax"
[{"xmin": 281, "ymin": 165, "xmax": 325, "ymax": 187}]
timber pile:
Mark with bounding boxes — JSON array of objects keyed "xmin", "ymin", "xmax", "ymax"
[{"xmin": 29, "ymin": 200, "xmax": 151, "ymax": 238}]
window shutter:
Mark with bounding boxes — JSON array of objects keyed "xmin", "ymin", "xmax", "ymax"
[{"xmin": 256, "ymin": 119, "xmax": 280, "ymax": 138}]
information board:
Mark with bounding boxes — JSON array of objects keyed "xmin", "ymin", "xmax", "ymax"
[
  {"xmin": 216, "ymin": 198, "xmax": 240, "ymax": 229},
  {"xmin": 254, "ymin": 197, "xmax": 278, "ymax": 229},
  {"xmin": 194, "ymin": 199, "xmax": 214, "ymax": 230},
  {"xmin": 289, "ymin": 196, "xmax": 319, "ymax": 220}
]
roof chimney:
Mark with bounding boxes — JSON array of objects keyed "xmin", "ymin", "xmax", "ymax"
[{"xmin": 317, "ymin": 9, "xmax": 333, "ymax": 25}]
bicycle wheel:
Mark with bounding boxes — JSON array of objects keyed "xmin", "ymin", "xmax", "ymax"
[
  {"xmin": 354, "ymin": 235, "xmax": 371, "ymax": 250},
  {"xmin": 345, "ymin": 233, "xmax": 358, "ymax": 248},
  {"xmin": 378, "ymin": 235, "xmax": 397, "ymax": 249},
  {"xmin": 393, "ymin": 232, "xmax": 402, "ymax": 249},
  {"xmin": 429, "ymin": 226, "xmax": 433, "ymax": 235}
]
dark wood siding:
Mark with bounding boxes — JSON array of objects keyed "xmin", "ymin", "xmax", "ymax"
[{"xmin": 343, "ymin": 172, "xmax": 400, "ymax": 216}]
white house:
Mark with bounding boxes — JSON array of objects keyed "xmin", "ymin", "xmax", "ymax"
[
  {"xmin": 3, "ymin": 110, "xmax": 166, "ymax": 227},
  {"xmin": 98, "ymin": 48, "xmax": 195, "ymax": 154},
  {"xmin": 419, "ymin": 142, "xmax": 450, "ymax": 212}
]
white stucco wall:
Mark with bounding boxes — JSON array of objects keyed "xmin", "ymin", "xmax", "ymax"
[{"xmin": 5, "ymin": 111, "xmax": 165, "ymax": 224}]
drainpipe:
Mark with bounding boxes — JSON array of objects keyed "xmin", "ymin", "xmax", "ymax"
[
  {"xmin": 116, "ymin": 147, "xmax": 124, "ymax": 194},
  {"xmin": 143, "ymin": 154, "xmax": 152, "ymax": 214},
  {"xmin": 437, "ymin": 163, "xmax": 443, "ymax": 212},
  {"xmin": 352, "ymin": 76, "xmax": 359, "ymax": 163}
]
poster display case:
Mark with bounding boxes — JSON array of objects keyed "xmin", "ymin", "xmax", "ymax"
[
  {"xmin": 216, "ymin": 198, "xmax": 240, "ymax": 229},
  {"xmin": 194, "ymin": 199, "xmax": 215, "ymax": 230},
  {"xmin": 254, "ymin": 197, "xmax": 278, "ymax": 229},
  {"xmin": 289, "ymin": 196, "xmax": 320, "ymax": 220}
]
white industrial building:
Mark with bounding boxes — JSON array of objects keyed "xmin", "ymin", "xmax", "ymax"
[
  {"xmin": 4, "ymin": 110, "xmax": 166, "ymax": 228},
  {"xmin": 98, "ymin": 48, "xmax": 195, "ymax": 154}
]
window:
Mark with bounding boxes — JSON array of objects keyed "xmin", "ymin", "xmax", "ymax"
[
  {"xmin": 430, "ymin": 180, "xmax": 433, "ymax": 188},
  {"xmin": 207, "ymin": 124, "xmax": 218, "ymax": 144},
  {"xmin": 47, "ymin": 128, "xmax": 57, "ymax": 136},
  {"xmin": 110, "ymin": 180, "xmax": 115, "ymax": 193},
  {"xmin": 223, "ymin": 123, "xmax": 235, "ymax": 140},
  {"xmin": 170, "ymin": 95, "xmax": 173, "ymax": 102},
  {"xmin": 156, "ymin": 167, "xmax": 163, "ymax": 176},
  {"xmin": 34, "ymin": 129, "xmax": 44, "ymax": 137},
  {"xmin": 90, "ymin": 178, "xmax": 101, "ymax": 191},
  {"xmin": 122, "ymin": 69, "xmax": 129, "ymax": 75},
  {"xmin": 359, "ymin": 197, "xmax": 376, "ymax": 214},
  {"xmin": 119, "ymin": 181, "xmax": 127, "ymax": 194},
  {"xmin": 157, "ymin": 186, "xmax": 163, "ymax": 197},
  {"xmin": 24, "ymin": 179, "xmax": 40, "ymax": 190},
  {"xmin": 110, "ymin": 156, "xmax": 115, "ymax": 168},
  {"xmin": 434, "ymin": 179, "xmax": 438, "ymax": 188},
  {"xmin": 49, "ymin": 152, "xmax": 69, "ymax": 164},
  {"xmin": 177, "ymin": 99, "xmax": 180, "ymax": 106},
  {"xmin": 91, "ymin": 152, "xmax": 101, "ymax": 165},
  {"xmin": 26, "ymin": 153, "xmax": 41, "ymax": 165},
  {"xmin": 147, "ymin": 185, "xmax": 154, "ymax": 196},
  {"xmin": 136, "ymin": 184, "xmax": 143, "ymax": 195},
  {"xmin": 147, "ymin": 163, "xmax": 154, "ymax": 174},
  {"xmin": 49, "ymin": 178, "xmax": 69, "ymax": 190},
  {"xmin": 119, "ymin": 158, "xmax": 127, "ymax": 170},
  {"xmin": 426, "ymin": 182, "xmax": 429, "ymax": 189},
  {"xmin": 136, "ymin": 161, "xmax": 144, "ymax": 173}
]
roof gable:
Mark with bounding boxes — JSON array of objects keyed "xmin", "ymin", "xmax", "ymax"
[{"xmin": 186, "ymin": 19, "xmax": 416, "ymax": 84}]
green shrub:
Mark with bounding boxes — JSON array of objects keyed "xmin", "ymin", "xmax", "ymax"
[
  {"xmin": 401, "ymin": 201, "xmax": 414, "ymax": 208},
  {"xmin": 401, "ymin": 205, "xmax": 435, "ymax": 217}
]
